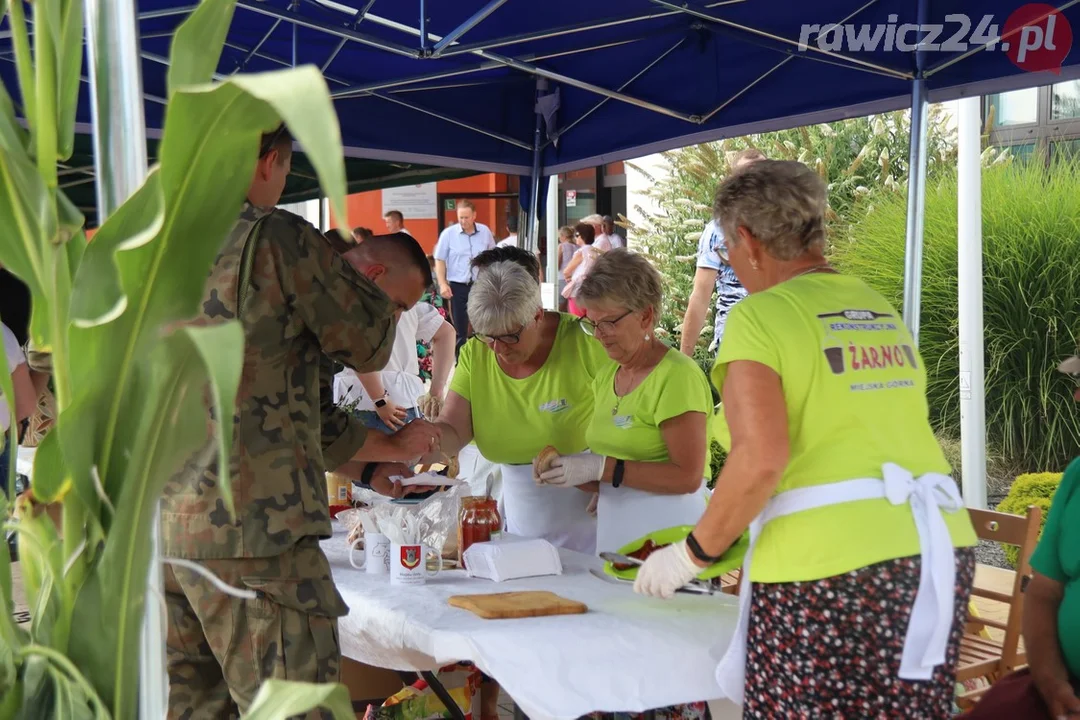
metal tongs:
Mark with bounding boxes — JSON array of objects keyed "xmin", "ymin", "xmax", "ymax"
[{"xmin": 595, "ymin": 552, "xmax": 722, "ymax": 596}]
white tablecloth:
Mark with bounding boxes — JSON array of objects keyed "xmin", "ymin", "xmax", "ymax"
[{"xmin": 323, "ymin": 527, "xmax": 741, "ymax": 720}]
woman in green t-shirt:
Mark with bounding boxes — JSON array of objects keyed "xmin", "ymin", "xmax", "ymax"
[
  {"xmin": 535, "ymin": 249, "xmax": 713, "ymax": 555},
  {"xmin": 632, "ymin": 160, "xmax": 976, "ymax": 718},
  {"xmin": 430, "ymin": 249, "xmax": 608, "ymax": 554}
]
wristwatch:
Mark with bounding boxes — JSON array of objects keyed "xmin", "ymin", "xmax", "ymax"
[{"xmin": 374, "ymin": 392, "xmax": 388, "ymax": 409}]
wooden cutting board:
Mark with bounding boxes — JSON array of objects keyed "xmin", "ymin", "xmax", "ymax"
[{"xmin": 448, "ymin": 591, "xmax": 588, "ymax": 619}]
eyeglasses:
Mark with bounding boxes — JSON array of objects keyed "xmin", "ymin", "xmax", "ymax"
[
  {"xmin": 579, "ymin": 309, "xmax": 634, "ymax": 337},
  {"xmin": 473, "ymin": 321, "xmax": 528, "ymax": 346}
]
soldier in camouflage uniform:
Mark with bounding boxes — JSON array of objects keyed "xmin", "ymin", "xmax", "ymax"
[{"xmin": 162, "ymin": 126, "xmax": 440, "ymax": 719}]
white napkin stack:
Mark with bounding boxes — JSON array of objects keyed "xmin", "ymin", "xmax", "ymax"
[{"xmin": 462, "ymin": 537, "xmax": 563, "ymax": 582}]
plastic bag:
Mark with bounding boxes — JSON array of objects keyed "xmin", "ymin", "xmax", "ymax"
[
  {"xmin": 339, "ymin": 483, "xmax": 471, "ymax": 560},
  {"xmin": 363, "ymin": 663, "xmax": 480, "ymax": 720}
]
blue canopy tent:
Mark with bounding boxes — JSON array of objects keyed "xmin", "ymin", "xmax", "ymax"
[
  {"xmin": 4, "ymin": 0, "xmax": 1077, "ymax": 331},
  {"xmin": 3, "ymin": 1, "xmax": 1076, "ymax": 712}
]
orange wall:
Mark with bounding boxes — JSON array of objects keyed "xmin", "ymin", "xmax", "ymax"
[{"xmin": 333, "ymin": 173, "xmax": 514, "ymax": 254}]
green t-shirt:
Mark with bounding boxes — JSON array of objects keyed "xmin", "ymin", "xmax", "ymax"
[
  {"xmin": 450, "ymin": 313, "xmax": 608, "ymax": 465},
  {"xmin": 713, "ymin": 273, "xmax": 977, "ymax": 583},
  {"xmin": 586, "ymin": 348, "xmax": 713, "ymax": 476},
  {"xmin": 1030, "ymin": 458, "xmax": 1080, "ymax": 680}
]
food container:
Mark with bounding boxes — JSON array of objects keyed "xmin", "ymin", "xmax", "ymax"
[
  {"xmin": 457, "ymin": 496, "xmax": 501, "ymax": 569},
  {"xmin": 326, "ymin": 472, "xmax": 352, "ymax": 518}
]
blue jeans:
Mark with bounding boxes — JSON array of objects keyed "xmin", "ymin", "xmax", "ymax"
[
  {"xmin": 0, "ymin": 439, "xmax": 10, "ymax": 499},
  {"xmin": 354, "ymin": 407, "xmax": 421, "ymax": 435}
]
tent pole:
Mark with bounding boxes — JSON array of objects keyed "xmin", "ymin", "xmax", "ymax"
[
  {"xmin": 545, "ymin": 174, "xmax": 559, "ymax": 306},
  {"xmin": 901, "ymin": 78, "xmax": 928, "ymax": 343},
  {"xmin": 957, "ymin": 96, "xmax": 987, "ymax": 509},
  {"xmin": 901, "ymin": 0, "xmax": 930, "ymax": 344},
  {"xmin": 527, "ymin": 78, "xmax": 547, "ymax": 253},
  {"xmin": 84, "ymin": 0, "xmax": 162, "ymax": 717}
]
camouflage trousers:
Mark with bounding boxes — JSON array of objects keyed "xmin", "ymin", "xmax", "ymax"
[{"xmin": 164, "ymin": 539, "xmax": 349, "ymax": 719}]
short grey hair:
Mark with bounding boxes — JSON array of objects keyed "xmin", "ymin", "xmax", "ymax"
[
  {"xmin": 577, "ymin": 249, "xmax": 662, "ymax": 317},
  {"xmin": 580, "ymin": 213, "xmax": 604, "ymax": 226},
  {"xmin": 467, "ymin": 261, "xmax": 542, "ymax": 335},
  {"xmin": 713, "ymin": 159, "xmax": 827, "ymax": 261}
]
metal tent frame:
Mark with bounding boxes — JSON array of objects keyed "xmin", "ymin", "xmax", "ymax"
[{"xmin": 58, "ymin": 0, "xmax": 1078, "ymax": 715}]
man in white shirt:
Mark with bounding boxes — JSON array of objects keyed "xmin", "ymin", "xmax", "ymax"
[
  {"xmin": 1, "ymin": 322, "xmax": 35, "ymax": 498},
  {"xmin": 496, "ymin": 216, "xmax": 519, "ymax": 248},
  {"xmin": 680, "ymin": 148, "xmax": 766, "ymax": 357},
  {"xmin": 433, "ymin": 200, "xmax": 496, "ymax": 357},
  {"xmin": 333, "ymin": 302, "xmax": 454, "ymax": 433},
  {"xmin": 581, "ymin": 213, "xmax": 612, "ymax": 251},
  {"xmin": 601, "ymin": 215, "xmax": 624, "ymax": 249},
  {"xmin": 383, "ymin": 209, "xmax": 411, "ymax": 236}
]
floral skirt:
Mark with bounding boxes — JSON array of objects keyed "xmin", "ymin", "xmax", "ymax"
[{"xmin": 743, "ymin": 547, "xmax": 976, "ymax": 719}]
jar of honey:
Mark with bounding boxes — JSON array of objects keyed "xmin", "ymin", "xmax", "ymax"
[
  {"xmin": 325, "ymin": 472, "xmax": 352, "ymax": 507},
  {"xmin": 457, "ymin": 496, "xmax": 502, "ymax": 568}
]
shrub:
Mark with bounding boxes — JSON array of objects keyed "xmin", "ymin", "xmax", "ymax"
[
  {"xmin": 995, "ymin": 472, "xmax": 1062, "ymax": 567},
  {"xmin": 626, "ymin": 108, "xmax": 957, "ymax": 351},
  {"xmin": 832, "ymin": 161, "xmax": 1080, "ymax": 472}
]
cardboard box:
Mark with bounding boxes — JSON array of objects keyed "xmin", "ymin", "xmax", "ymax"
[{"xmin": 340, "ymin": 657, "xmax": 407, "ymax": 715}]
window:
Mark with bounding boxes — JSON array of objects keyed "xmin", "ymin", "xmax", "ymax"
[
  {"xmin": 1051, "ymin": 80, "xmax": 1080, "ymax": 120},
  {"xmin": 1006, "ymin": 143, "xmax": 1038, "ymax": 163},
  {"xmin": 987, "ymin": 88, "xmax": 1038, "ymax": 127},
  {"xmin": 1050, "ymin": 138, "xmax": 1080, "ymax": 163}
]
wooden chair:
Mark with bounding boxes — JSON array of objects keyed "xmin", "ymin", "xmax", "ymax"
[{"xmin": 955, "ymin": 504, "xmax": 1043, "ymax": 709}]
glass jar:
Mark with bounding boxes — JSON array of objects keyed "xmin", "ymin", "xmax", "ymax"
[{"xmin": 457, "ymin": 496, "xmax": 502, "ymax": 568}]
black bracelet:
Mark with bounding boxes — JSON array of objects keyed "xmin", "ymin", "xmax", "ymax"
[
  {"xmin": 686, "ymin": 531, "xmax": 723, "ymax": 564},
  {"xmin": 611, "ymin": 459, "xmax": 626, "ymax": 488},
  {"xmin": 359, "ymin": 462, "xmax": 380, "ymax": 489}
]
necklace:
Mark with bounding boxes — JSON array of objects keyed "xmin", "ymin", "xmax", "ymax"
[
  {"xmin": 611, "ymin": 350, "xmax": 656, "ymax": 416},
  {"xmin": 787, "ymin": 263, "xmax": 834, "ymax": 282}
]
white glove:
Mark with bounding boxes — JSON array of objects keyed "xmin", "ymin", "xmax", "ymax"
[
  {"xmin": 632, "ymin": 539, "xmax": 701, "ymax": 599},
  {"xmin": 586, "ymin": 492, "xmax": 598, "ymax": 517},
  {"xmin": 417, "ymin": 393, "xmax": 444, "ymax": 421},
  {"xmin": 537, "ymin": 452, "xmax": 606, "ymax": 487}
]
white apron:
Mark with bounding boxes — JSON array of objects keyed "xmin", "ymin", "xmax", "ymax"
[
  {"xmin": 716, "ymin": 463, "xmax": 964, "ymax": 705},
  {"xmin": 499, "ymin": 463, "xmax": 597, "ymax": 554},
  {"xmin": 596, "ymin": 481, "xmax": 709, "ymax": 554}
]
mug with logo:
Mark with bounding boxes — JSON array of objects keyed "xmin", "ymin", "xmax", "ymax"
[
  {"xmin": 350, "ymin": 532, "xmax": 391, "ymax": 575},
  {"xmin": 390, "ymin": 542, "xmax": 443, "ymax": 586}
]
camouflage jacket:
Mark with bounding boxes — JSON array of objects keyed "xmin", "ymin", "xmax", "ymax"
[
  {"xmin": 319, "ymin": 354, "xmax": 364, "ymax": 472},
  {"xmin": 162, "ymin": 203, "xmax": 396, "ymax": 559}
]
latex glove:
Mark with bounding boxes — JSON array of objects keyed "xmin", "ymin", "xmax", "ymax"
[
  {"xmin": 633, "ymin": 539, "xmax": 701, "ymax": 599},
  {"xmin": 417, "ymin": 392, "xmax": 444, "ymax": 421},
  {"xmin": 537, "ymin": 452, "xmax": 606, "ymax": 488},
  {"xmin": 586, "ymin": 492, "xmax": 598, "ymax": 517}
]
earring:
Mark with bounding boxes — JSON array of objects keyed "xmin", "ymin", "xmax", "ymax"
[
  {"xmin": 750, "ymin": 261, "xmax": 760, "ymax": 271},
  {"xmin": 644, "ymin": 333, "xmax": 651, "ymax": 341}
]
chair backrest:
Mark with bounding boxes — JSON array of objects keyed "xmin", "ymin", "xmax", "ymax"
[{"xmin": 966, "ymin": 505, "xmax": 1043, "ymax": 667}]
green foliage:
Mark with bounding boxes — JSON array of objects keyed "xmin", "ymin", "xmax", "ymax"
[
  {"xmin": 625, "ymin": 108, "xmax": 957, "ymax": 352},
  {"xmin": 0, "ymin": 0, "xmax": 352, "ymax": 717},
  {"xmin": 996, "ymin": 472, "xmax": 1062, "ymax": 567},
  {"xmin": 832, "ymin": 161, "xmax": 1080, "ymax": 472}
]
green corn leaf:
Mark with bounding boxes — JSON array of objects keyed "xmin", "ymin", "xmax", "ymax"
[
  {"xmin": 69, "ymin": 325, "xmax": 241, "ymax": 718},
  {"xmin": 30, "ymin": 428, "xmax": 71, "ymax": 504},
  {"xmin": 70, "ymin": 169, "xmax": 164, "ymax": 328},
  {"xmin": 167, "ymin": 0, "xmax": 238, "ymax": 93},
  {"xmin": 55, "ymin": 0, "xmax": 84, "ymax": 160},
  {"xmin": 243, "ymin": 680, "xmax": 355, "ymax": 720},
  {"xmin": 223, "ymin": 67, "xmax": 349, "ymax": 236},
  {"xmin": 6, "ymin": 0, "xmax": 36, "ymax": 137},
  {"xmin": 0, "ymin": 143, "xmax": 53, "ymax": 298},
  {"xmin": 0, "ymin": 71, "xmax": 27, "ymax": 154},
  {"xmin": 182, "ymin": 322, "xmax": 245, "ymax": 514}
]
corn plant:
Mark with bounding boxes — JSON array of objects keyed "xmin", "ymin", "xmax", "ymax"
[
  {"xmin": 832, "ymin": 160, "xmax": 1080, "ymax": 474},
  {"xmin": 0, "ymin": 0, "xmax": 353, "ymax": 716},
  {"xmin": 626, "ymin": 107, "xmax": 957, "ymax": 352}
]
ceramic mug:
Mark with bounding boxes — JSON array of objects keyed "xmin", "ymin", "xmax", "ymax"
[
  {"xmin": 390, "ymin": 542, "xmax": 443, "ymax": 586},
  {"xmin": 350, "ymin": 532, "xmax": 390, "ymax": 575}
]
